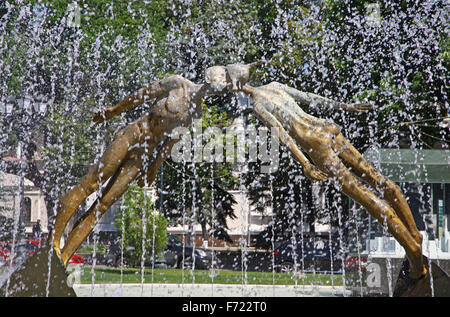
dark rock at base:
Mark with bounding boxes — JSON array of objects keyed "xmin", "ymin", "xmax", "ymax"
[
  {"xmin": 0, "ymin": 245, "xmax": 76, "ymax": 297},
  {"xmin": 393, "ymin": 255, "xmax": 450, "ymax": 297}
]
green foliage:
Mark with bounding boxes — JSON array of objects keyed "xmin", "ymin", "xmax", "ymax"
[
  {"xmin": 40, "ymin": 102, "xmax": 97, "ymax": 186},
  {"xmin": 169, "ymin": 0, "xmax": 260, "ymax": 63},
  {"xmin": 37, "ymin": 0, "xmax": 169, "ymax": 46},
  {"xmin": 260, "ymin": 4, "xmax": 322, "ymax": 89},
  {"xmin": 115, "ymin": 185, "xmax": 168, "ymax": 267}
]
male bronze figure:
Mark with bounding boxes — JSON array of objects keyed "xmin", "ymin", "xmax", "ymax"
[
  {"xmin": 54, "ymin": 75, "xmax": 205, "ymax": 264},
  {"xmin": 51, "ymin": 62, "xmax": 262, "ymax": 265}
]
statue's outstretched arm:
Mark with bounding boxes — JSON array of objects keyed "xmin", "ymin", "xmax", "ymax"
[
  {"xmin": 268, "ymin": 82, "xmax": 372, "ymax": 113},
  {"xmin": 253, "ymin": 100, "xmax": 328, "ymax": 182},
  {"xmin": 93, "ymin": 75, "xmax": 186, "ymax": 122}
]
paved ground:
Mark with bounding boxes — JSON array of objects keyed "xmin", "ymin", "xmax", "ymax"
[{"xmin": 73, "ymin": 283, "xmax": 351, "ymax": 297}]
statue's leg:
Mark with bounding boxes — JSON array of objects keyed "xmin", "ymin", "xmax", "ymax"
[
  {"xmin": 311, "ymin": 146, "xmax": 425, "ymax": 279},
  {"xmin": 332, "ymin": 134, "xmax": 423, "ymax": 246},
  {"xmin": 52, "ymin": 116, "xmax": 149, "ymax": 256},
  {"xmin": 60, "ymin": 148, "xmax": 144, "ymax": 265}
]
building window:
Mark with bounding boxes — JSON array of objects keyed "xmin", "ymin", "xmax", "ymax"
[
  {"xmin": 433, "ymin": 184, "xmax": 450, "ymax": 240},
  {"xmin": 401, "ymin": 183, "xmax": 431, "ymax": 232},
  {"xmin": 24, "ymin": 197, "xmax": 32, "ymax": 223}
]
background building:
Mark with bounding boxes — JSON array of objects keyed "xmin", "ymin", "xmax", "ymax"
[{"xmin": 0, "ymin": 170, "xmax": 48, "ymax": 239}]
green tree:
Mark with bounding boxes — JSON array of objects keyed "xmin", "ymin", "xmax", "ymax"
[{"xmin": 115, "ymin": 185, "xmax": 168, "ymax": 267}]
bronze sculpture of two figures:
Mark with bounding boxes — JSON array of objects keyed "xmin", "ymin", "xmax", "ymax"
[{"xmin": 3, "ymin": 61, "xmax": 448, "ymax": 297}]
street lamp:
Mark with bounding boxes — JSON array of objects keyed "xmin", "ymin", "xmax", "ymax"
[{"xmin": 1, "ymin": 93, "xmax": 49, "ymax": 265}]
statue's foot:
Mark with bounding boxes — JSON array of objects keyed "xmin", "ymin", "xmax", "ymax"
[
  {"xmin": 393, "ymin": 268, "xmax": 428, "ymax": 297},
  {"xmin": 54, "ymin": 245, "xmax": 62, "ymax": 260},
  {"xmin": 394, "ymin": 256, "xmax": 450, "ymax": 297}
]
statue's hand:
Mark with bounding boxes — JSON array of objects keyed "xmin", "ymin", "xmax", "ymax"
[
  {"xmin": 346, "ymin": 103, "xmax": 373, "ymax": 113},
  {"xmin": 304, "ymin": 165, "xmax": 328, "ymax": 182},
  {"xmin": 93, "ymin": 111, "xmax": 106, "ymax": 123}
]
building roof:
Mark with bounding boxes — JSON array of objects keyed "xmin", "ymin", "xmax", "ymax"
[
  {"xmin": 93, "ymin": 223, "xmax": 118, "ymax": 232},
  {"xmin": 0, "ymin": 171, "xmax": 36, "ymax": 188},
  {"xmin": 363, "ymin": 148, "xmax": 450, "ymax": 183}
]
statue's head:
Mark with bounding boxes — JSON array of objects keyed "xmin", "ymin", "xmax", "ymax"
[
  {"xmin": 225, "ymin": 61, "xmax": 262, "ymax": 91},
  {"xmin": 205, "ymin": 61, "xmax": 262, "ymax": 93},
  {"xmin": 205, "ymin": 66, "xmax": 228, "ymax": 93}
]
